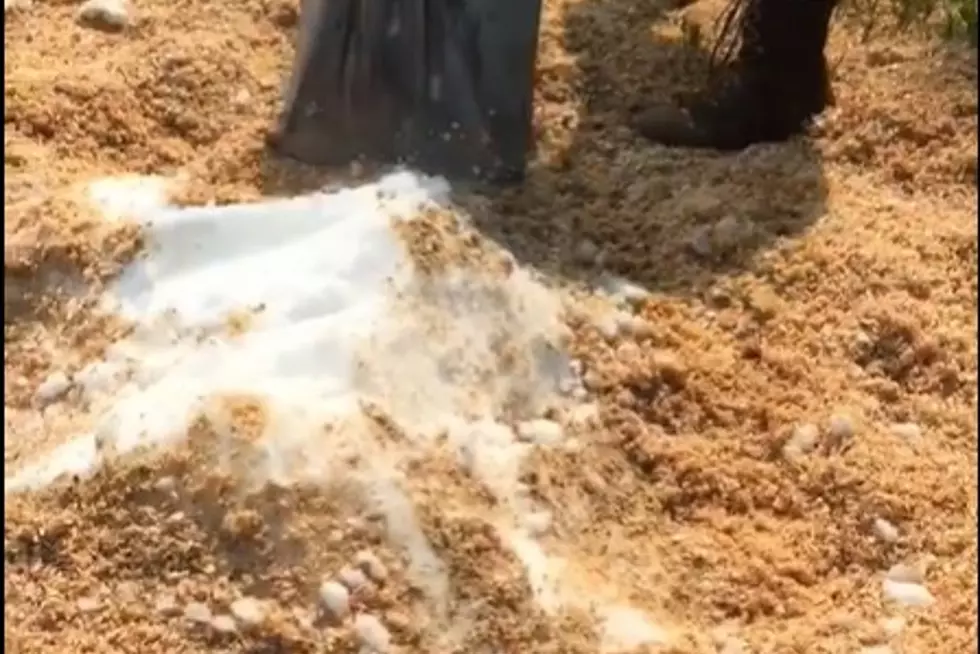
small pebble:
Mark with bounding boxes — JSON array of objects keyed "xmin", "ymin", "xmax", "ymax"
[
  {"xmin": 880, "ymin": 616, "xmax": 905, "ymax": 637},
  {"xmin": 4, "ymin": 0, "xmax": 31, "ymax": 13},
  {"xmin": 318, "ymin": 580, "xmax": 350, "ymax": 618},
  {"xmin": 155, "ymin": 594, "xmax": 181, "ymax": 617},
  {"xmin": 355, "ymin": 550, "xmax": 389, "ymax": 582},
  {"xmin": 872, "ymin": 517, "xmax": 900, "ymax": 543},
  {"xmin": 521, "ymin": 510, "xmax": 553, "ymax": 536},
  {"xmin": 516, "ymin": 419, "xmax": 564, "ymax": 446},
  {"xmin": 890, "ymin": 422, "xmax": 922, "ymax": 443},
  {"xmin": 77, "ymin": 0, "xmax": 130, "ymax": 30},
  {"xmin": 154, "ymin": 476, "xmax": 177, "ymax": 494},
  {"xmin": 76, "ymin": 597, "xmax": 100, "ymax": 613},
  {"xmin": 230, "ymin": 597, "xmax": 266, "ymax": 628},
  {"xmin": 184, "ymin": 602, "xmax": 213, "ymax": 624},
  {"xmin": 337, "ymin": 566, "xmax": 370, "ymax": 591},
  {"xmin": 882, "ymin": 578, "xmax": 934, "ymax": 607},
  {"xmin": 886, "ymin": 563, "xmax": 923, "ymax": 584},
  {"xmin": 35, "ymin": 371, "xmax": 71, "ymax": 405},
  {"xmin": 826, "ymin": 414, "xmax": 855, "ymax": 450},
  {"xmin": 210, "ymin": 614, "xmax": 238, "ymax": 634},
  {"xmin": 620, "ymin": 314, "xmax": 653, "ymax": 339},
  {"xmin": 575, "ymin": 239, "xmax": 600, "ymax": 264},
  {"xmin": 594, "ymin": 313, "xmax": 621, "ymax": 340},
  {"xmin": 711, "ymin": 216, "xmax": 743, "ymax": 252},
  {"xmin": 783, "ymin": 423, "xmax": 820, "ymax": 459},
  {"xmin": 354, "ymin": 613, "xmax": 391, "ymax": 652},
  {"xmin": 565, "ymin": 402, "xmax": 599, "ymax": 428}
]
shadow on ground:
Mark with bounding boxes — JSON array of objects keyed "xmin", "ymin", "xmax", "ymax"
[{"xmin": 455, "ymin": 0, "xmax": 830, "ymax": 300}]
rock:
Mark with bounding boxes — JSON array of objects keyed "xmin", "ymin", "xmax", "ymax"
[
  {"xmin": 77, "ymin": 0, "xmax": 130, "ymax": 31},
  {"xmin": 565, "ymin": 402, "xmax": 600, "ymax": 428},
  {"xmin": 880, "ymin": 616, "xmax": 905, "ymax": 637},
  {"xmin": 230, "ymin": 597, "xmax": 266, "ymax": 628},
  {"xmin": 711, "ymin": 216, "xmax": 743, "ymax": 252},
  {"xmin": 516, "ymin": 419, "xmax": 564, "ymax": 446},
  {"xmin": 594, "ymin": 313, "xmax": 622, "ymax": 340},
  {"xmin": 35, "ymin": 371, "xmax": 71, "ymax": 405},
  {"xmin": 882, "ymin": 565, "xmax": 934, "ymax": 607},
  {"xmin": 183, "ymin": 602, "xmax": 213, "ymax": 624},
  {"xmin": 886, "ymin": 563, "xmax": 923, "ymax": 584},
  {"xmin": 154, "ymin": 476, "xmax": 177, "ymax": 494},
  {"xmin": 598, "ymin": 273, "xmax": 651, "ymax": 308},
  {"xmin": 318, "ymin": 580, "xmax": 350, "ymax": 618},
  {"xmin": 619, "ymin": 314, "xmax": 653, "ymax": 339},
  {"xmin": 689, "ymin": 216, "xmax": 745, "ymax": 258},
  {"xmin": 872, "ymin": 518, "xmax": 900, "ymax": 543},
  {"xmin": 4, "ymin": 0, "xmax": 31, "ymax": 14},
  {"xmin": 155, "ymin": 594, "xmax": 181, "ymax": 617},
  {"xmin": 521, "ymin": 510, "xmax": 552, "ymax": 536},
  {"xmin": 783, "ymin": 423, "xmax": 820, "ymax": 459},
  {"xmin": 575, "ymin": 239, "xmax": 600, "ymax": 264},
  {"xmin": 890, "ymin": 422, "xmax": 922, "ymax": 443},
  {"xmin": 826, "ymin": 414, "xmax": 855, "ymax": 451},
  {"xmin": 355, "ymin": 551, "xmax": 389, "ymax": 583},
  {"xmin": 353, "ymin": 613, "xmax": 391, "ymax": 652},
  {"xmin": 76, "ymin": 597, "xmax": 100, "ymax": 613},
  {"xmin": 210, "ymin": 614, "xmax": 238, "ymax": 634},
  {"xmin": 337, "ymin": 566, "xmax": 370, "ymax": 592}
]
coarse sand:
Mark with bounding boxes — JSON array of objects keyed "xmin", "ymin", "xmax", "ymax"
[{"xmin": 4, "ymin": 0, "xmax": 977, "ymax": 652}]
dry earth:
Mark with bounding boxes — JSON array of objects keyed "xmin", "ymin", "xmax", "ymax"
[{"xmin": 4, "ymin": 0, "xmax": 977, "ymax": 652}]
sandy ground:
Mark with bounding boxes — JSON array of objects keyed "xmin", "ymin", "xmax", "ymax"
[{"xmin": 4, "ymin": 0, "xmax": 977, "ymax": 652}]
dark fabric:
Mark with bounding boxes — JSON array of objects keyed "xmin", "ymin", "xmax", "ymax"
[{"xmin": 271, "ymin": 0, "xmax": 542, "ymax": 184}]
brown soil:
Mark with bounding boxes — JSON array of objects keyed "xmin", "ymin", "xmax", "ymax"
[{"xmin": 4, "ymin": 0, "xmax": 977, "ymax": 652}]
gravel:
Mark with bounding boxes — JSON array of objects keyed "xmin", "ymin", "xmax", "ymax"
[
  {"xmin": 516, "ymin": 419, "xmax": 564, "ymax": 446},
  {"xmin": 353, "ymin": 613, "xmax": 391, "ymax": 652},
  {"xmin": 318, "ymin": 580, "xmax": 350, "ymax": 619},
  {"xmin": 77, "ymin": 0, "xmax": 130, "ymax": 31},
  {"xmin": 183, "ymin": 602, "xmax": 213, "ymax": 624},
  {"xmin": 354, "ymin": 551, "xmax": 388, "ymax": 583}
]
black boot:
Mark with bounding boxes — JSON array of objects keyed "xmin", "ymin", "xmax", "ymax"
[{"xmin": 635, "ymin": 0, "xmax": 839, "ymax": 150}]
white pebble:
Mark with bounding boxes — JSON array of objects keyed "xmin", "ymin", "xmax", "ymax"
[
  {"xmin": 183, "ymin": 602, "xmax": 213, "ymax": 624},
  {"xmin": 354, "ymin": 551, "xmax": 388, "ymax": 582},
  {"xmin": 594, "ymin": 313, "xmax": 621, "ymax": 340},
  {"xmin": 575, "ymin": 239, "xmax": 600, "ymax": 264},
  {"xmin": 353, "ymin": 613, "xmax": 391, "ymax": 652},
  {"xmin": 155, "ymin": 594, "xmax": 181, "ymax": 617},
  {"xmin": 35, "ymin": 371, "xmax": 71, "ymax": 405},
  {"xmin": 4, "ymin": 0, "xmax": 31, "ymax": 14},
  {"xmin": 516, "ymin": 419, "xmax": 564, "ymax": 446},
  {"xmin": 76, "ymin": 596, "xmax": 100, "ymax": 613},
  {"xmin": 337, "ymin": 566, "xmax": 370, "ymax": 591},
  {"xmin": 230, "ymin": 597, "xmax": 266, "ymax": 628},
  {"xmin": 565, "ymin": 402, "xmax": 599, "ymax": 428},
  {"xmin": 872, "ymin": 518, "xmax": 900, "ymax": 543},
  {"xmin": 77, "ymin": 0, "xmax": 129, "ymax": 30},
  {"xmin": 210, "ymin": 614, "xmax": 238, "ymax": 634},
  {"xmin": 880, "ymin": 616, "xmax": 905, "ymax": 637},
  {"xmin": 783, "ymin": 423, "xmax": 819, "ymax": 459},
  {"xmin": 619, "ymin": 314, "xmax": 653, "ymax": 339},
  {"xmin": 890, "ymin": 422, "xmax": 922, "ymax": 443},
  {"xmin": 154, "ymin": 476, "xmax": 177, "ymax": 494},
  {"xmin": 826, "ymin": 414, "xmax": 855, "ymax": 449},
  {"xmin": 882, "ymin": 578, "xmax": 934, "ymax": 607},
  {"xmin": 886, "ymin": 563, "xmax": 923, "ymax": 584},
  {"xmin": 521, "ymin": 510, "xmax": 553, "ymax": 536},
  {"xmin": 318, "ymin": 580, "xmax": 350, "ymax": 618}
]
